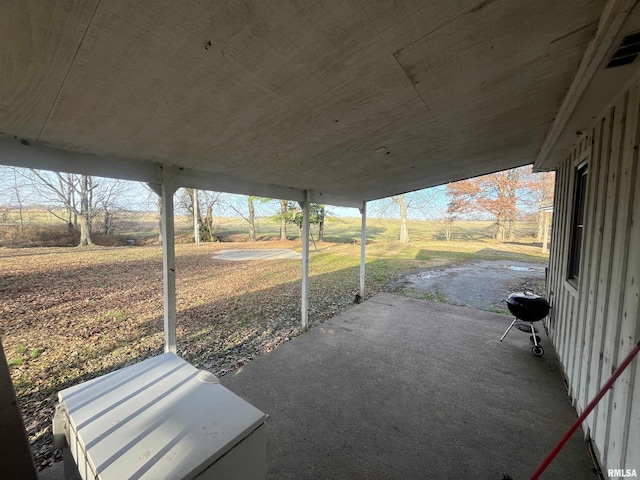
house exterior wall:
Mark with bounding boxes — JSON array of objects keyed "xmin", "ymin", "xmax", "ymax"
[{"xmin": 547, "ymin": 77, "xmax": 640, "ymax": 472}]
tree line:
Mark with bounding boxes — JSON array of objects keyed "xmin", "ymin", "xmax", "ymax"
[
  {"xmin": 0, "ymin": 167, "xmax": 135, "ymax": 246},
  {"xmin": 1, "ymin": 165, "xmax": 553, "ymax": 247},
  {"xmin": 0, "ymin": 166, "xmax": 329, "ymax": 246},
  {"xmin": 178, "ymin": 190, "xmax": 327, "ymax": 244},
  {"xmin": 445, "ymin": 166, "xmax": 554, "ymax": 243},
  {"xmin": 384, "ymin": 166, "xmax": 554, "ymax": 243}
]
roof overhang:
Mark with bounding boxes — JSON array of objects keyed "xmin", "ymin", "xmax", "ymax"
[
  {"xmin": 0, "ymin": 0, "xmax": 617, "ymax": 204},
  {"xmin": 535, "ymin": 0, "xmax": 640, "ymax": 171}
]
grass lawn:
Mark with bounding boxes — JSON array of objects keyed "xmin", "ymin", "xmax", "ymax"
[{"xmin": 0, "ymin": 218, "xmax": 548, "ymax": 470}]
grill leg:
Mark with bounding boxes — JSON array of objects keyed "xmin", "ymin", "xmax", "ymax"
[
  {"xmin": 500, "ymin": 318, "xmax": 518, "ymax": 342},
  {"xmin": 530, "ymin": 323, "xmax": 538, "ymax": 346}
]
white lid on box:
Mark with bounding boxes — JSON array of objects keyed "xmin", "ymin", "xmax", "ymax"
[{"xmin": 58, "ymin": 353, "xmax": 266, "ymax": 479}]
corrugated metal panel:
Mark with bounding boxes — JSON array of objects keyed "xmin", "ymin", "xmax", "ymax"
[{"xmin": 546, "ymin": 77, "xmax": 640, "ymax": 472}]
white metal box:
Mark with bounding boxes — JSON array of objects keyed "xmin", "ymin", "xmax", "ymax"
[{"xmin": 53, "ymin": 353, "xmax": 267, "ymax": 479}]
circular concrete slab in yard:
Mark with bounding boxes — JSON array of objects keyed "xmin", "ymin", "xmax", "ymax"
[{"xmin": 213, "ymin": 249, "xmax": 302, "ymax": 261}]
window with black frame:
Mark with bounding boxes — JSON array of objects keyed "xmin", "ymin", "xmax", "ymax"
[{"xmin": 568, "ymin": 163, "xmax": 588, "ymax": 283}]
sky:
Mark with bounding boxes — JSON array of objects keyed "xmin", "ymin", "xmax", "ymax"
[
  {"xmin": 1, "ymin": 165, "xmax": 547, "ymax": 222},
  {"xmin": 183, "ymin": 185, "xmax": 451, "ymax": 220}
]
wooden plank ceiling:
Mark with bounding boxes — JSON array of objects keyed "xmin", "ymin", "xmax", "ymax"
[{"xmin": 0, "ymin": 0, "xmax": 604, "ymax": 204}]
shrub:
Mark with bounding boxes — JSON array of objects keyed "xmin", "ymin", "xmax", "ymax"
[{"xmin": 0, "ymin": 224, "xmax": 78, "ymax": 247}]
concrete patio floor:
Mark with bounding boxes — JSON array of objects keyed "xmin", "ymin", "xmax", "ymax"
[{"xmin": 220, "ymin": 293, "xmax": 599, "ymax": 480}]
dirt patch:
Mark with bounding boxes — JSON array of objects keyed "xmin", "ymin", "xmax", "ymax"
[{"xmin": 393, "ymin": 260, "xmax": 547, "ymax": 312}]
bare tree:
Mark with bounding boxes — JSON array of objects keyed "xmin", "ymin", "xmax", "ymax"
[
  {"xmin": 28, "ymin": 171, "xmax": 76, "ymax": 226},
  {"xmin": 28, "ymin": 170, "xmax": 95, "ymax": 246},
  {"xmin": 279, "ymin": 200, "xmax": 289, "ymax": 241},
  {"xmin": 520, "ymin": 170, "xmax": 555, "ymax": 242},
  {"xmin": 174, "ymin": 187, "xmax": 223, "ymax": 243},
  {"xmin": 227, "ymin": 195, "xmax": 260, "ymax": 241},
  {"xmin": 318, "ymin": 205, "xmax": 326, "ymax": 241},
  {"xmin": 438, "ymin": 214, "xmax": 455, "ymax": 241},
  {"xmin": 373, "ymin": 190, "xmax": 437, "ymax": 244},
  {"xmin": 193, "ymin": 189, "xmax": 200, "ymax": 246},
  {"xmin": 446, "ymin": 167, "xmax": 553, "ymax": 242},
  {"xmin": 24, "ymin": 169, "xmax": 131, "ymax": 246},
  {"xmin": 393, "ymin": 195, "xmax": 410, "ymax": 243},
  {"xmin": 437, "ymin": 187, "xmax": 467, "ymax": 242},
  {"xmin": 89, "ymin": 178, "xmax": 128, "ymax": 234},
  {"xmin": 247, "ymin": 196, "xmax": 256, "ymax": 241},
  {"xmin": 199, "ymin": 190, "xmax": 221, "ymax": 241},
  {"xmin": 176, "ymin": 188, "xmax": 200, "ymax": 224},
  {"xmin": 141, "ymin": 183, "xmax": 163, "ymax": 243},
  {"xmin": 78, "ymin": 175, "xmax": 93, "ymax": 246},
  {"xmin": 0, "ymin": 167, "xmax": 28, "ymax": 231}
]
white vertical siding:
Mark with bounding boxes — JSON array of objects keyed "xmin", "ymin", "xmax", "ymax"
[
  {"xmin": 546, "ymin": 80, "xmax": 640, "ymax": 472},
  {"xmin": 578, "ymin": 113, "xmax": 610, "ymax": 417},
  {"xmin": 608, "ymin": 86, "xmax": 640, "ymax": 468}
]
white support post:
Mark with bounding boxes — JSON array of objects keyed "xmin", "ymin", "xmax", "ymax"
[
  {"xmin": 542, "ymin": 211, "xmax": 551, "ymax": 253},
  {"xmin": 360, "ymin": 202, "xmax": 367, "ymax": 300},
  {"xmin": 193, "ymin": 188, "xmax": 200, "ymax": 247},
  {"xmin": 161, "ymin": 166, "xmax": 177, "ymax": 353},
  {"xmin": 301, "ymin": 192, "xmax": 310, "ymax": 331}
]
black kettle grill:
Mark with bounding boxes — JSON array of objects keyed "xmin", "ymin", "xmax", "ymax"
[{"xmin": 500, "ymin": 291, "xmax": 550, "ymax": 356}]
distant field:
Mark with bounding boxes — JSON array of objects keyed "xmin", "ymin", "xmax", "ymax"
[
  {"xmin": 182, "ymin": 215, "xmax": 541, "ymax": 244},
  {"xmin": 0, "ymin": 208, "xmax": 541, "ymax": 246}
]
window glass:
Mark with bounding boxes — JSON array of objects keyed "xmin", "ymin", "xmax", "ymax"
[{"xmin": 568, "ymin": 163, "xmax": 588, "ymax": 282}]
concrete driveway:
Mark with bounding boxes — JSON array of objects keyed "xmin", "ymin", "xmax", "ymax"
[{"xmin": 396, "ymin": 260, "xmax": 547, "ymax": 311}]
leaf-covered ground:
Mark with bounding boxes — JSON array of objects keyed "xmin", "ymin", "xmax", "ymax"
[{"xmin": 0, "ymin": 239, "xmax": 546, "ymax": 470}]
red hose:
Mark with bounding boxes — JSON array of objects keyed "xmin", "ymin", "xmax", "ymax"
[{"xmin": 530, "ymin": 339, "xmax": 640, "ymax": 480}]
